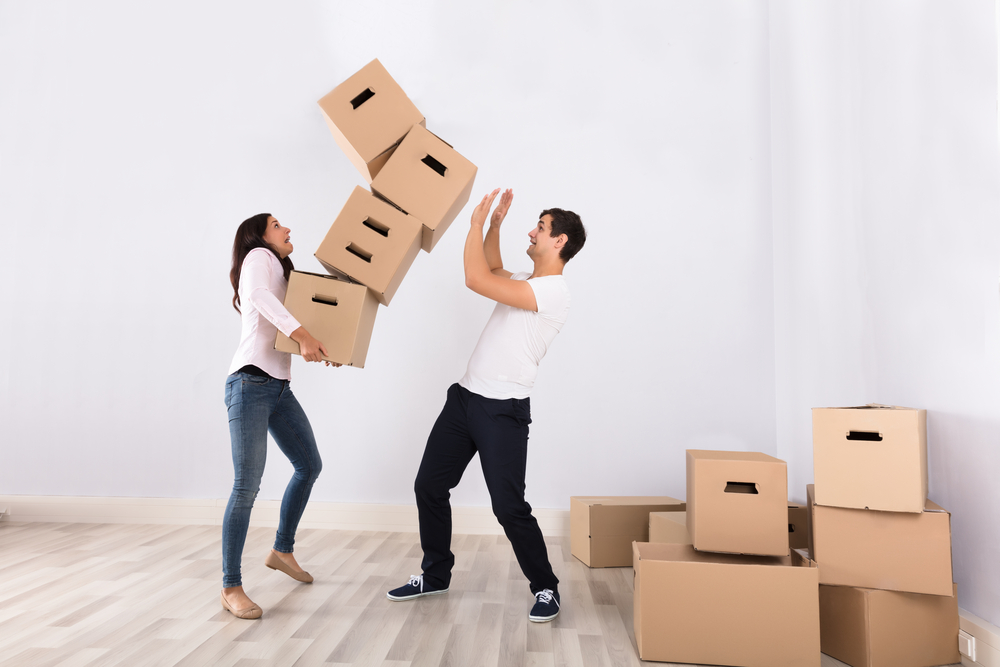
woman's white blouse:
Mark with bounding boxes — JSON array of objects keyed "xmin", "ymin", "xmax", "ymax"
[{"xmin": 228, "ymin": 248, "xmax": 301, "ymax": 380}]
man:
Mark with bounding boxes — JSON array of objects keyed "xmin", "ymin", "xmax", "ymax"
[{"xmin": 386, "ymin": 188, "xmax": 586, "ymax": 623}]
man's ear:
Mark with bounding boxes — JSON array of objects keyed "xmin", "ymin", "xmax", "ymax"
[{"xmin": 554, "ymin": 233, "xmax": 568, "ymax": 248}]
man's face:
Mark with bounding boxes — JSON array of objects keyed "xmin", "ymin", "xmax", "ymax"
[{"xmin": 527, "ymin": 214, "xmax": 562, "ymax": 260}]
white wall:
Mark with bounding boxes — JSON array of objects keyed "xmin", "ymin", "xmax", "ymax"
[
  {"xmin": 1, "ymin": 0, "xmax": 997, "ymax": 625},
  {"xmin": 769, "ymin": 0, "xmax": 1000, "ymax": 624},
  {"xmin": 0, "ymin": 1, "xmax": 777, "ymax": 506}
]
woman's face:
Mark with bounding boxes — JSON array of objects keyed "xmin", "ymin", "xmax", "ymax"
[{"xmin": 263, "ymin": 216, "xmax": 293, "ymax": 258}]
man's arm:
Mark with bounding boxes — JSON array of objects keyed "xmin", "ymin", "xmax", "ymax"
[
  {"xmin": 464, "ymin": 189, "xmax": 537, "ymax": 311},
  {"xmin": 484, "ymin": 188, "xmax": 513, "ymax": 279}
]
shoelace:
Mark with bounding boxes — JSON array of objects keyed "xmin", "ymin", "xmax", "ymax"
[
  {"xmin": 408, "ymin": 574, "xmax": 423, "ymax": 592},
  {"xmin": 535, "ymin": 589, "xmax": 558, "ymax": 607}
]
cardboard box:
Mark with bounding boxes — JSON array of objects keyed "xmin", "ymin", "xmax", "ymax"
[
  {"xmin": 819, "ymin": 583, "xmax": 960, "ymax": 667},
  {"xmin": 317, "ymin": 58, "xmax": 425, "ymax": 182},
  {"xmin": 371, "ymin": 123, "xmax": 478, "ymax": 253},
  {"xmin": 813, "ymin": 405, "xmax": 927, "ymax": 513},
  {"xmin": 274, "ymin": 271, "xmax": 379, "ymax": 368},
  {"xmin": 686, "ymin": 450, "xmax": 789, "ymax": 556},
  {"xmin": 570, "ymin": 496, "xmax": 684, "ymax": 567},
  {"xmin": 807, "ymin": 485, "xmax": 953, "ymax": 596},
  {"xmin": 648, "ymin": 511, "xmax": 691, "ymax": 545},
  {"xmin": 633, "ymin": 542, "xmax": 820, "ymax": 667},
  {"xmin": 315, "ymin": 186, "xmax": 423, "ymax": 306},
  {"xmin": 788, "ymin": 503, "xmax": 810, "ymax": 550}
]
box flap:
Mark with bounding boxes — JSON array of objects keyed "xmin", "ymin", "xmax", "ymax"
[
  {"xmin": 686, "ymin": 449, "xmax": 785, "ymax": 464},
  {"xmin": 652, "ymin": 511, "xmax": 686, "ymax": 526},
  {"xmin": 569, "ymin": 497, "xmax": 591, "ymax": 565},
  {"xmin": 815, "ymin": 404, "xmax": 919, "ymax": 411},
  {"xmin": 635, "ymin": 541, "xmax": 792, "ymax": 567},
  {"xmin": 924, "ymin": 499, "xmax": 948, "ymax": 514},
  {"xmin": 570, "ymin": 495, "xmax": 683, "ymax": 507}
]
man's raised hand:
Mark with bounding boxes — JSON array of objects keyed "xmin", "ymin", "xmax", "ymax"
[
  {"xmin": 491, "ymin": 188, "xmax": 513, "ymax": 227},
  {"xmin": 471, "ymin": 188, "xmax": 501, "ymax": 228}
]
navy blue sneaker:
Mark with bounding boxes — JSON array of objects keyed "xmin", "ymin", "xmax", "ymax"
[
  {"xmin": 528, "ymin": 589, "xmax": 560, "ymax": 622},
  {"xmin": 386, "ymin": 574, "xmax": 449, "ymax": 601}
]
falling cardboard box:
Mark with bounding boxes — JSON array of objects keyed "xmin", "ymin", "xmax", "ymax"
[
  {"xmin": 648, "ymin": 511, "xmax": 691, "ymax": 545},
  {"xmin": 570, "ymin": 496, "xmax": 684, "ymax": 567},
  {"xmin": 813, "ymin": 404, "xmax": 927, "ymax": 513},
  {"xmin": 315, "ymin": 186, "xmax": 423, "ymax": 306},
  {"xmin": 686, "ymin": 450, "xmax": 789, "ymax": 556},
  {"xmin": 319, "ymin": 58, "xmax": 424, "ymax": 183},
  {"xmin": 819, "ymin": 583, "xmax": 960, "ymax": 667},
  {"xmin": 317, "ymin": 58, "xmax": 425, "ymax": 183},
  {"xmin": 806, "ymin": 485, "xmax": 953, "ymax": 596},
  {"xmin": 274, "ymin": 271, "xmax": 379, "ymax": 368},
  {"xmin": 371, "ymin": 123, "xmax": 477, "ymax": 253},
  {"xmin": 633, "ymin": 542, "xmax": 820, "ymax": 667}
]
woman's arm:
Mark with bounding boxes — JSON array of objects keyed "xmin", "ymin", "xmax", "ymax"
[{"xmin": 243, "ymin": 250, "xmax": 329, "ymax": 362}]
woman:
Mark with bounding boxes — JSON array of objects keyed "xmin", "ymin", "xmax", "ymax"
[{"xmin": 222, "ymin": 213, "xmax": 335, "ymax": 619}]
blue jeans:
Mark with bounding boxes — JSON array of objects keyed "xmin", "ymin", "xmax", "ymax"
[{"xmin": 222, "ymin": 371, "xmax": 322, "ymax": 588}]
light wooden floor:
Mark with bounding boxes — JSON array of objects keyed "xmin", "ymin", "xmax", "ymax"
[{"xmin": 0, "ymin": 521, "xmax": 899, "ymax": 667}]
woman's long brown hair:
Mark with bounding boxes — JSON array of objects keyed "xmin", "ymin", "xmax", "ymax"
[{"xmin": 229, "ymin": 213, "xmax": 294, "ymax": 313}]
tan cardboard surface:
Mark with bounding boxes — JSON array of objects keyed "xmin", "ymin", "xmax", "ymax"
[
  {"xmin": 633, "ymin": 542, "xmax": 820, "ymax": 667},
  {"xmin": 274, "ymin": 271, "xmax": 379, "ymax": 368},
  {"xmin": 371, "ymin": 124, "xmax": 478, "ymax": 252},
  {"xmin": 819, "ymin": 583, "xmax": 960, "ymax": 667},
  {"xmin": 813, "ymin": 405, "xmax": 927, "ymax": 513},
  {"xmin": 569, "ymin": 496, "xmax": 684, "ymax": 568},
  {"xmin": 686, "ymin": 450, "xmax": 789, "ymax": 556},
  {"xmin": 317, "ymin": 59, "xmax": 425, "ymax": 182},
  {"xmin": 789, "ymin": 503, "xmax": 810, "ymax": 550},
  {"xmin": 649, "ymin": 511, "xmax": 690, "ymax": 545},
  {"xmin": 807, "ymin": 485, "xmax": 953, "ymax": 596},
  {"xmin": 315, "ymin": 186, "xmax": 423, "ymax": 306}
]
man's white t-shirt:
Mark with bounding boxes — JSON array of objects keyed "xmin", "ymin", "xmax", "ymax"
[{"xmin": 459, "ymin": 271, "xmax": 571, "ymax": 400}]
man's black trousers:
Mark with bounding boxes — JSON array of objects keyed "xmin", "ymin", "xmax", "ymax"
[{"xmin": 414, "ymin": 383, "xmax": 559, "ymax": 594}]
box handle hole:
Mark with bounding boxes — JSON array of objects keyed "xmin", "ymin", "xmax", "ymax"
[
  {"xmin": 724, "ymin": 482, "xmax": 758, "ymax": 494},
  {"xmin": 421, "ymin": 154, "xmax": 447, "ymax": 176},
  {"xmin": 346, "ymin": 243, "xmax": 373, "ymax": 263},
  {"xmin": 788, "ymin": 524, "xmax": 796, "ymax": 533},
  {"xmin": 363, "ymin": 216, "xmax": 390, "ymax": 237},
  {"xmin": 846, "ymin": 431, "xmax": 883, "ymax": 441},
  {"xmin": 351, "ymin": 88, "xmax": 375, "ymax": 109},
  {"xmin": 312, "ymin": 295, "xmax": 338, "ymax": 307}
]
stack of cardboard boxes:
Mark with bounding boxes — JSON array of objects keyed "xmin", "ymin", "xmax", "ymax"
[
  {"xmin": 634, "ymin": 451, "xmax": 821, "ymax": 667},
  {"xmin": 572, "ymin": 452, "xmax": 821, "ymax": 667},
  {"xmin": 810, "ymin": 405, "xmax": 960, "ymax": 667},
  {"xmin": 274, "ymin": 59, "xmax": 478, "ymax": 366},
  {"xmin": 569, "ymin": 404, "xmax": 960, "ymax": 666}
]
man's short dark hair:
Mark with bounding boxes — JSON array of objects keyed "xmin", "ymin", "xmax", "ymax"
[{"xmin": 540, "ymin": 208, "xmax": 586, "ymax": 263}]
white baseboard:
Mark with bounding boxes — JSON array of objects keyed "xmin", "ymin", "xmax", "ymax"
[
  {"xmin": 962, "ymin": 608, "xmax": 1000, "ymax": 666},
  {"xmin": 0, "ymin": 495, "xmax": 571, "ymax": 537}
]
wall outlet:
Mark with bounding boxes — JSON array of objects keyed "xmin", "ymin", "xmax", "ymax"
[{"xmin": 960, "ymin": 630, "xmax": 977, "ymax": 661}]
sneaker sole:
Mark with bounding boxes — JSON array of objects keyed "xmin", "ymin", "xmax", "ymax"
[
  {"xmin": 386, "ymin": 588, "xmax": 449, "ymax": 601},
  {"xmin": 528, "ymin": 609, "xmax": 559, "ymax": 623}
]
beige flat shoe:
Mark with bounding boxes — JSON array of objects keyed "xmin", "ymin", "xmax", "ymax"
[
  {"xmin": 220, "ymin": 592, "xmax": 262, "ymax": 619},
  {"xmin": 265, "ymin": 550, "xmax": 314, "ymax": 583}
]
